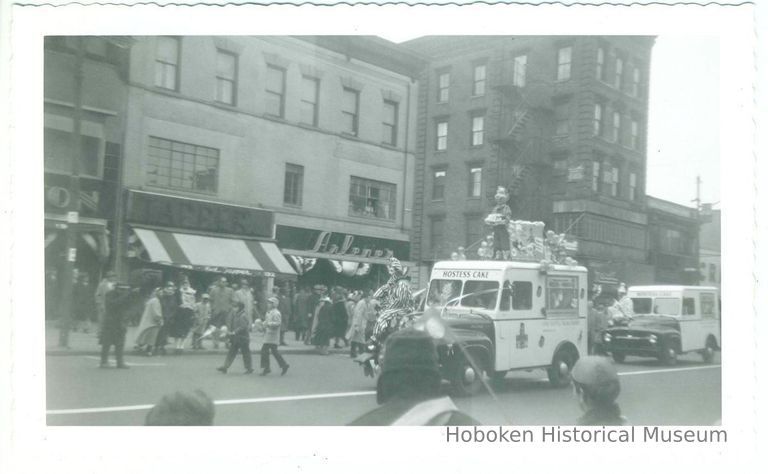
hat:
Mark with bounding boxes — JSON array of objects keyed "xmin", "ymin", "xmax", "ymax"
[
  {"xmin": 571, "ymin": 356, "xmax": 621, "ymax": 404},
  {"xmin": 144, "ymin": 390, "xmax": 215, "ymax": 426},
  {"xmin": 376, "ymin": 329, "xmax": 440, "ymax": 404},
  {"xmin": 201, "ymin": 293, "xmax": 210, "ymax": 299},
  {"xmin": 313, "ymin": 284, "xmax": 326, "ymax": 292},
  {"xmin": 267, "ymin": 296, "xmax": 279, "ymax": 305}
]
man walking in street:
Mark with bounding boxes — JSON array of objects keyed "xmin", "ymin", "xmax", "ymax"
[
  {"xmin": 234, "ymin": 278, "xmax": 255, "ymax": 325},
  {"xmin": 216, "ymin": 301, "xmax": 253, "ymax": 374},
  {"xmin": 209, "ymin": 276, "xmax": 235, "ymax": 349},
  {"xmin": 292, "ymin": 286, "xmax": 310, "ymax": 343},
  {"xmin": 94, "ymin": 270, "xmax": 116, "ymax": 327},
  {"xmin": 99, "ymin": 282, "xmax": 132, "ymax": 369},
  {"xmin": 260, "ymin": 296, "xmax": 289, "ymax": 376}
]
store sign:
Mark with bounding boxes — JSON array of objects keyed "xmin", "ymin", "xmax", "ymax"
[
  {"xmin": 126, "ymin": 190, "xmax": 273, "ymax": 239},
  {"xmin": 276, "ymin": 225, "xmax": 410, "ymax": 261}
]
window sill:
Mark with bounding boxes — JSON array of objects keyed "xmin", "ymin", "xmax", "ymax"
[{"xmin": 283, "ymin": 203, "xmax": 302, "ymax": 209}]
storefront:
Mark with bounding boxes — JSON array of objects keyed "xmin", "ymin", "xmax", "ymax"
[
  {"xmin": 123, "ymin": 190, "xmax": 296, "ymax": 298},
  {"xmin": 275, "ymin": 225, "xmax": 411, "ymax": 291}
]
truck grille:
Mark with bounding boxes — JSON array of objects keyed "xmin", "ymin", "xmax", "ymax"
[{"xmin": 610, "ymin": 333, "xmax": 653, "ymax": 350}]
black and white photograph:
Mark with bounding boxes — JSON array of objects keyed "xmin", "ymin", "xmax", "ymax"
[{"xmin": 1, "ymin": 0, "xmax": 763, "ymax": 473}]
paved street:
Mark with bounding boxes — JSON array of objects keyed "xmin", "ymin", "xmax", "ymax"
[{"xmin": 46, "ymin": 347, "xmax": 721, "ymax": 426}]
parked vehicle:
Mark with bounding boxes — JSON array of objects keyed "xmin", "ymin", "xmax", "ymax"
[
  {"xmin": 420, "ymin": 259, "xmax": 588, "ymax": 396},
  {"xmin": 601, "ymin": 286, "xmax": 720, "ymax": 365}
]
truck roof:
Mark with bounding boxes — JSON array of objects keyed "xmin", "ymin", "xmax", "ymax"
[
  {"xmin": 431, "ymin": 260, "xmax": 587, "ymax": 273},
  {"xmin": 628, "ymin": 285, "xmax": 719, "ymax": 293}
]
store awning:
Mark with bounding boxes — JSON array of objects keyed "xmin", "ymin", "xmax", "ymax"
[{"xmin": 132, "ymin": 227, "xmax": 297, "ymax": 280}]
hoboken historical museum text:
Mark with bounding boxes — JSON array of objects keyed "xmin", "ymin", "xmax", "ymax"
[{"xmin": 445, "ymin": 426, "xmax": 727, "ymax": 444}]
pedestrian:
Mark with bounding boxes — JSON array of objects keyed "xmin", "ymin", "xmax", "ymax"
[
  {"xmin": 348, "ymin": 328, "xmax": 477, "ymax": 425},
  {"xmin": 277, "ymin": 287, "xmax": 291, "ymax": 346},
  {"xmin": 608, "ymin": 283, "xmax": 634, "ymax": 325},
  {"xmin": 156, "ymin": 281, "xmax": 178, "ymax": 356},
  {"xmin": 73, "ymin": 273, "xmax": 95, "ymax": 333},
  {"xmin": 191, "ymin": 293, "xmax": 212, "ymax": 350},
  {"xmin": 259, "ymin": 297, "xmax": 290, "ymax": 376},
  {"xmin": 216, "ymin": 301, "xmax": 253, "ymax": 374},
  {"xmin": 145, "ymin": 390, "xmax": 215, "ymax": 426},
  {"xmin": 331, "ymin": 290, "xmax": 349, "ymax": 349},
  {"xmin": 571, "ymin": 356, "xmax": 628, "ymax": 426},
  {"xmin": 234, "ymin": 278, "xmax": 255, "ymax": 324},
  {"xmin": 171, "ymin": 277, "xmax": 196, "ymax": 353},
  {"xmin": 209, "ymin": 276, "xmax": 235, "ymax": 349},
  {"xmin": 348, "ymin": 290, "xmax": 374, "ymax": 358},
  {"xmin": 99, "ymin": 283, "xmax": 132, "ymax": 369},
  {"xmin": 312, "ymin": 295, "xmax": 333, "ymax": 355},
  {"xmin": 134, "ymin": 288, "xmax": 164, "ymax": 356},
  {"xmin": 306, "ymin": 284, "xmax": 324, "ymax": 345},
  {"xmin": 94, "ymin": 270, "xmax": 116, "ymax": 327},
  {"xmin": 345, "ymin": 291, "xmax": 358, "ymax": 336},
  {"xmin": 292, "ymin": 286, "xmax": 310, "ymax": 342},
  {"xmin": 588, "ymin": 300, "xmax": 609, "ymax": 354}
]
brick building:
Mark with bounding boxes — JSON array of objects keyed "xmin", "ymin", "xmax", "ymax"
[
  {"xmin": 118, "ymin": 36, "xmax": 423, "ymax": 292},
  {"xmin": 403, "ymin": 36, "xmax": 656, "ymax": 288}
]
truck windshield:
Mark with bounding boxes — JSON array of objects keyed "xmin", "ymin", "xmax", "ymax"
[
  {"xmin": 632, "ymin": 297, "xmax": 680, "ymax": 315},
  {"xmin": 632, "ymin": 297, "xmax": 653, "ymax": 314},
  {"xmin": 427, "ymin": 279, "xmax": 462, "ymax": 307},
  {"xmin": 461, "ymin": 281, "xmax": 500, "ymax": 310}
]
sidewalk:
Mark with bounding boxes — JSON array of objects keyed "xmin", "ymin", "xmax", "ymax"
[{"xmin": 46, "ymin": 323, "xmax": 349, "ymax": 357}]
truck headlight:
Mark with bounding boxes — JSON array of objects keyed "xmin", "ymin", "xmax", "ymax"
[
  {"xmin": 603, "ymin": 333, "xmax": 612, "ymax": 343},
  {"xmin": 649, "ymin": 334, "xmax": 657, "ymax": 344}
]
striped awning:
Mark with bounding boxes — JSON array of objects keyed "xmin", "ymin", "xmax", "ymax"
[{"xmin": 132, "ymin": 227, "xmax": 297, "ymax": 280}]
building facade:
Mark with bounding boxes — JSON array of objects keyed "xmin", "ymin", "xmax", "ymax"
[
  {"xmin": 699, "ymin": 208, "xmax": 721, "ymax": 289},
  {"xmin": 404, "ymin": 36, "xmax": 656, "ymax": 288},
  {"xmin": 119, "ymin": 36, "xmax": 423, "ymax": 291}
]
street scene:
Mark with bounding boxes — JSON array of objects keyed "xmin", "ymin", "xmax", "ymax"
[{"xmin": 43, "ymin": 35, "xmax": 721, "ymax": 426}]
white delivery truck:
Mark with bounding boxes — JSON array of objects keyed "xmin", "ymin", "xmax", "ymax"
[{"xmin": 422, "ymin": 259, "xmax": 588, "ymax": 396}]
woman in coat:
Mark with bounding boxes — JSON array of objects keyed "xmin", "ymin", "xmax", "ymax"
[
  {"xmin": 134, "ymin": 289, "xmax": 163, "ymax": 356},
  {"xmin": 312, "ymin": 296, "xmax": 333, "ymax": 355},
  {"xmin": 331, "ymin": 290, "xmax": 349, "ymax": 348}
]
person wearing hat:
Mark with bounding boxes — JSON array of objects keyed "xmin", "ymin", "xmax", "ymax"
[
  {"xmin": 571, "ymin": 356, "xmax": 628, "ymax": 425},
  {"xmin": 608, "ymin": 283, "xmax": 634, "ymax": 326},
  {"xmin": 134, "ymin": 288, "xmax": 164, "ymax": 356},
  {"xmin": 259, "ymin": 296, "xmax": 289, "ymax": 375},
  {"xmin": 216, "ymin": 301, "xmax": 253, "ymax": 374},
  {"xmin": 191, "ymin": 293, "xmax": 212, "ymax": 350},
  {"xmin": 94, "ymin": 270, "xmax": 117, "ymax": 328},
  {"xmin": 145, "ymin": 390, "xmax": 215, "ymax": 426},
  {"xmin": 348, "ymin": 329, "xmax": 477, "ymax": 426}
]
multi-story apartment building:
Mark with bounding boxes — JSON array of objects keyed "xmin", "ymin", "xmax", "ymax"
[
  {"xmin": 699, "ymin": 208, "xmax": 721, "ymax": 289},
  {"xmin": 646, "ymin": 196, "xmax": 700, "ymax": 285},
  {"xmin": 119, "ymin": 36, "xmax": 423, "ymax": 291},
  {"xmin": 404, "ymin": 36, "xmax": 656, "ymax": 289}
]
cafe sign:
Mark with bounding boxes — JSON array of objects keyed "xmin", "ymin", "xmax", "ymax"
[
  {"xmin": 126, "ymin": 190, "xmax": 273, "ymax": 239},
  {"xmin": 276, "ymin": 225, "xmax": 410, "ymax": 262}
]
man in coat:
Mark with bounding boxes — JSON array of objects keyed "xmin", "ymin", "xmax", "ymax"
[
  {"xmin": 571, "ymin": 356, "xmax": 628, "ymax": 425},
  {"xmin": 260, "ymin": 297, "xmax": 289, "ymax": 375},
  {"xmin": 99, "ymin": 283, "xmax": 133, "ymax": 369},
  {"xmin": 216, "ymin": 301, "xmax": 253, "ymax": 374},
  {"xmin": 94, "ymin": 270, "xmax": 116, "ymax": 327},
  {"xmin": 348, "ymin": 328, "xmax": 477, "ymax": 425}
]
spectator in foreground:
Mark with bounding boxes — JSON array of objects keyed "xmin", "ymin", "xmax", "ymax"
[
  {"xmin": 571, "ymin": 356, "xmax": 627, "ymax": 426},
  {"xmin": 348, "ymin": 328, "xmax": 477, "ymax": 426},
  {"xmin": 145, "ymin": 390, "xmax": 215, "ymax": 426}
]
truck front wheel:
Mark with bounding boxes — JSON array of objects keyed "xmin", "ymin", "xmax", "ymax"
[
  {"xmin": 548, "ymin": 348, "xmax": 576, "ymax": 388},
  {"xmin": 450, "ymin": 358, "xmax": 485, "ymax": 397}
]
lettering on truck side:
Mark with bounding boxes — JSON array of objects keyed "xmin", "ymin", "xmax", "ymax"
[{"xmin": 435, "ymin": 270, "xmax": 497, "ymax": 279}]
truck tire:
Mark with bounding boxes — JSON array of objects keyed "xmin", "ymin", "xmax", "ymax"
[
  {"xmin": 612, "ymin": 352, "xmax": 626, "ymax": 363},
  {"xmin": 548, "ymin": 348, "xmax": 576, "ymax": 388},
  {"xmin": 659, "ymin": 341, "xmax": 678, "ymax": 366},
  {"xmin": 450, "ymin": 357, "xmax": 485, "ymax": 397}
]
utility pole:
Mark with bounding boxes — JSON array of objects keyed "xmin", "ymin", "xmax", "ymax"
[{"xmin": 58, "ymin": 37, "xmax": 84, "ymax": 348}]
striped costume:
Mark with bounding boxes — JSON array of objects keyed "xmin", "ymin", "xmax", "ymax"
[{"xmin": 371, "ymin": 261, "xmax": 415, "ymax": 344}]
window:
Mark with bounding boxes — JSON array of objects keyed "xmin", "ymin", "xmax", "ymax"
[
  {"xmin": 602, "ymin": 165, "xmax": 619, "ymax": 197},
  {"xmin": 468, "ymin": 166, "xmax": 482, "ymax": 197},
  {"xmin": 513, "ymin": 55, "xmax": 527, "ymax": 87},
  {"xmin": 44, "ymin": 128, "xmax": 101, "ymax": 177},
  {"xmin": 462, "ymin": 281, "xmax": 499, "ymax": 310},
  {"xmin": 500, "ymin": 281, "xmax": 533, "ymax": 311},
  {"xmin": 682, "ymin": 297, "xmax": 696, "ymax": 316},
  {"xmin": 546, "ymin": 276, "xmax": 578, "ymax": 315},
  {"xmin": 592, "ymin": 161, "xmax": 601, "ymax": 192},
  {"xmin": 554, "ymin": 101, "xmax": 570, "ymax": 135},
  {"xmin": 471, "ymin": 114, "xmax": 485, "ymax": 146},
  {"xmin": 701, "ymin": 293, "xmax": 716, "ymax": 318},
  {"xmin": 155, "ymin": 37, "xmax": 179, "ymax": 90},
  {"xmin": 472, "ymin": 63, "xmax": 487, "ymax": 96},
  {"xmin": 708, "ymin": 264, "xmax": 717, "ymax": 283},
  {"xmin": 146, "ymin": 137, "xmax": 219, "ymax": 193},
  {"xmin": 430, "ymin": 217, "xmax": 445, "ymax": 256},
  {"xmin": 348, "ymin": 176, "xmax": 396, "ymax": 220},
  {"xmin": 630, "ymin": 119, "xmax": 639, "ymax": 149},
  {"xmin": 593, "ymin": 103, "xmax": 604, "ymax": 136},
  {"xmin": 436, "ymin": 120, "xmax": 448, "ymax": 151},
  {"xmin": 341, "ymin": 88, "xmax": 360, "ymax": 136},
  {"xmin": 300, "ymin": 76, "xmax": 320, "ymax": 127},
  {"xmin": 465, "ymin": 215, "xmax": 483, "ymax": 248},
  {"xmin": 629, "ymin": 172, "xmax": 638, "ymax": 201},
  {"xmin": 631, "ymin": 67, "xmax": 641, "ymax": 97},
  {"xmin": 612, "ymin": 111, "xmax": 621, "ymax": 143},
  {"xmin": 432, "ymin": 169, "xmax": 446, "ymax": 200},
  {"xmin": 265, "ymin": 65, "xmax": 286, "ymax": 118},
  {"xmin": 614, "ymin": 57, "xmax": 624, "ymax": 90},
  {"xmin": 215, "ymin": 50, "xmax": 237, "ymax": 105},
  {"xmin": 556, "ymin": 46, "xmax": 572, "ymax": 81},
  {"xmin": 427, "ymin": 279, "xmax": 461, "ymax": 307},
  {"xmin": 283, "ymin": 163, "xmax": 304, "ymax": 207},
  {"xmin": 437, "ymin": 70, "xmax": 450, "ymax": 103},
  {"xmin": 382, "ymin": 100, "xmax": 398, "ymax": 146},
  {"xmin": 596, "ymin": 47, "xmax": 606, "ymax": 81}
]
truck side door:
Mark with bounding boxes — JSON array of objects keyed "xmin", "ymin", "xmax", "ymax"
[{"xmin": 496, "ymin": 273, "xmax": 541, "ymax": 370}]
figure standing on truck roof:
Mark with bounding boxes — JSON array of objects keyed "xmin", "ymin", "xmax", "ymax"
[
  {"xmin": 484, "ymin": 186, "xmax": 512, "ymax": 260},
  {"xmin": 369, "ymin": 257, "xmax": 416, "ymax": 346}
]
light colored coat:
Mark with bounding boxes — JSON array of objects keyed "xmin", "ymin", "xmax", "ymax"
[{"xmin": 263, "ymin": 309, "xmax": 282, "ymax": 345}]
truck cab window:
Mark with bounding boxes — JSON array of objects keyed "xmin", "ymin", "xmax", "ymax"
[
  {"xmin": 682, "ymin": 297, "xmax": 696, "ymax": 315},
  {"xmin": 461, "ymin": 280, "xmax": 499, "ymax": 310}
]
